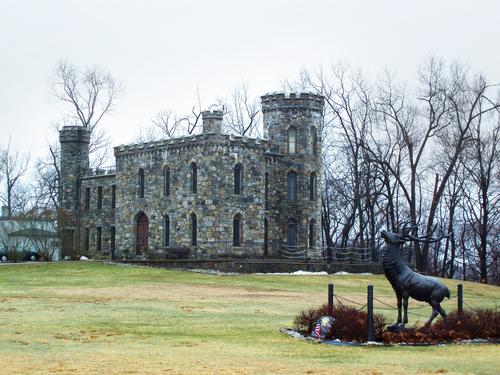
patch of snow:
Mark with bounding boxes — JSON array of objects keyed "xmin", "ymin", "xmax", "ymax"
[
  {"xmin": 255, "ymin": 270, "xmax": 328, "ymax": 276},
  {"xmin": 333, "ymin": 271, "xmax": 373, "ymax": 276},
  {"xmin": 79, "ymin": 256, "xmax": 89, "ymax": 261}
]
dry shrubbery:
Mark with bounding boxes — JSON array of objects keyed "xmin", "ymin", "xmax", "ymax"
[
  {"xmin": 383, "ymin": 309, "xmax": 500, "ymax": 344},
  {"xmin": 293, "ymin": 303, "xmax": 388, "ymax": 342},
  {"xmin": 294, "ymin": 304, "xmax": 500, "ymax": 344}
]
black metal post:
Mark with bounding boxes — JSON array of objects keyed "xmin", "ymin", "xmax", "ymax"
[
  {"xmin": 328, "ymin": 283, "xmax": 334, "ymax": 317},
  {"xmin": 367, "ymin": 284, "xmax": 373, "ymax": 342},
  {"xmin": 458, "ymin": 284, "xmax": 463, "ymax": 315}
]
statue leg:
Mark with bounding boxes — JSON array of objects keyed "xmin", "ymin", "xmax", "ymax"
[
  {"xmin": 396, "ymin": 294, "xmax": 402, "ymax": 324},
  {"xmin": 426, "ymin": 301, "xmax": 439, "ymax": 327},
  {"xmin": 437, "ymin": 304, "xmax": 447, "ymax": 323},
  {"xmin": 402, "ymin": 293, "xmax": 409, "ymax": 325}
]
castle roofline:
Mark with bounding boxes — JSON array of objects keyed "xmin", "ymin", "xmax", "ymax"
[{"xmin": 114, "ymin": 133, "xmax": 270, "ymax": 156}]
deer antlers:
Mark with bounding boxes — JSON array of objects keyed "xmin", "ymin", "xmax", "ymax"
[{"xmin": 398, "ymin": 222, "xmax": 450, "ymax": 244}]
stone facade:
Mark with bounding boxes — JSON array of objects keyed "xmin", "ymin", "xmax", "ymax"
[{"xmin": 59, "ymin": 93, "xmax": 324, "ymax": 260}]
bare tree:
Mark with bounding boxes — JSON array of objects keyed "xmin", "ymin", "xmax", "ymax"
[
  {"xmin": 0, "ymin": 137, "xmax": 30, "ymax": 216},
  {"xmin": 460, "ymin": 115, "xmax": 500, "ymax": 283},
  {"xmin": 152, "ymin": 110, "xmax": 182, "ymax": 138},
  {"xmin": 51, "ymin": 61, "xmax": 122, "ymax": 168},
  {"xmin": 32, "ymin": 143, "xmax": 60, "ymax": 211},
  {"xmin": 150, "ymin": 88, "xmax": 221, "ymax": 140},
  {"xmin": 222, "ymin": 82, "xmax": 262, "ymax": 137}
]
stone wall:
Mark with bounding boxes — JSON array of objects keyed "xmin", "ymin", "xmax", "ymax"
[
  {"xmin": 79, "ymin": 173, "xmax": 116, "ymax": 258},
  {"xmin": 113, "ymin": 133, "xmax": 268, "ymax": 258}
]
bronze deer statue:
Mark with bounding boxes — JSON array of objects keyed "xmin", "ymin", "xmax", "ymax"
[{"xmin": 381, "ymin": 224, "xmax": 450, "ymax": 331}]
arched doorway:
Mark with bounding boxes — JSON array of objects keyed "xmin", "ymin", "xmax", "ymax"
[{"xmin": 136, "ymin": 212, "xmax": 149, "ymax": 255}]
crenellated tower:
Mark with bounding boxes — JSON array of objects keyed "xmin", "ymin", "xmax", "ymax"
[
  {"xmin": 261, "ymin": 92, "xmax": 324, "ymax": 256},
  {"xmin": 59, "ymin": 126, "xmax": 91, "ymax": 256}
]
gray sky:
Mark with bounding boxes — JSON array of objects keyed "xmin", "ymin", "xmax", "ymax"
[{"xmin": 1, "ymin": 0, "xmax": 499, "ymax": 162}]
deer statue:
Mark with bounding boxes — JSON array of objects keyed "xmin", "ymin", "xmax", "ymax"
[{"xmin": 381, "ymin": 224, "xmax": 450, "ymax": 331}]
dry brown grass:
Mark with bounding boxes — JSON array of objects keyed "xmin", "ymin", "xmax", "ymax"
[{"xmin": 0, "ymin": 263, "xmax": 498, "ymax": 374}]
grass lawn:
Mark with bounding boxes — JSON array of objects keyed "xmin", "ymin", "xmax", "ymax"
[{"xmin": 0, "ymin": 262, "xmax": 498, "ymax": 374}]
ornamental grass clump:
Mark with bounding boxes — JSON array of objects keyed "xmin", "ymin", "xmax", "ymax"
[{"xmin": 293, "ymin": 303, "xmax": 388, "ymax": 342}]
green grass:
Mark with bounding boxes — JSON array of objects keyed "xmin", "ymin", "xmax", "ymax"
[{"xmin": 0, "ymin": 262, "xmax": 498, "ymax": 374}]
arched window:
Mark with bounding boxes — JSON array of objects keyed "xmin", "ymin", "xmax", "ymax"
[
  {"xmin": 191, "ymin": 213, "xmax": 197, "ymax": 246},
  {"xmin": 311, "ymin": 127, "xmax": 318, "ymax": 156},
  {"xmin": 309, "ymin": 172, "xmax": 317, "ymax": 201},
  {"xmin": 234, "ymin": 164, "xmax": 242, "ymax": 195},
  {"xmin": 288, "ymin": 171, "xmax": 297, "ymax": 202},
  {"xmin": 309, "ymin": 219, "xmax": 316, "ymax": 248},
  {"xmin": 190, "ymin": 162, "xmax": 197, "ymax": 194},
  {"xmin": 288, "ymin": 127, "xmax": 297, "ymax": 154},
  {"xmin": 138, "ymin": 168, "xmax": 145, "ymax": 198},
  {"xmin": 288, "ymin": 218, "xmax": 297, "ymax": 248},
  {"xmin": 233, "ymin": 214, "xmax": 243, "ymax": 246},
  {"xmin": 163, "ymin": 167, "xmax": 170, "ymax": 197},
  {"xmin": 164, "ymin": 215, "xmax": 170, "ymax": 247}
]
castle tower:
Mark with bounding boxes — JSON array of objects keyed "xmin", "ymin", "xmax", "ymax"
[
  {"xmin": 59, "ymin": 126, "xmax": 91, "ymax": 256},
  {"xmin": 261, "ymin": 93, "xmax": 324, "ymax": 256},
  {"xmin": 202, "ymin": 110, "xmax": 223, "ymax": 134}
]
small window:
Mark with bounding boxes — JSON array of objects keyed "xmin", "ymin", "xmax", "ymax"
[
  {"xmin": 138, "ymin": 168, "xmax": 145, "ymax": 198},
  {"xmin": 288, "ymin": 171, "xmax": 297, "ymax": 202},
  {"xmin": 309, "ymin": 172, "xmax": 317, "ymax": 201},
  {"xmin": 264, "ymin": 172, "xmax": 269, "ymax": 209},
  {"xmin": 96, "ymin": 227, "xmax": 102, "ymax": 251},
  {"xmin": 190, "ymin": 162, "xmax": 197, "ymax": 194},
  {"xmin": 164, "ymin": 215, "xmax": 170, "ymax": 247},
  {"xmin": 234, "ymin": 164, "xmax": 242, "ymax": 194},
  {"xmin": 288, "ymin": 127, "xmax": 297, "ymax": 154},
  {"xmin": 111, "ymin": 185, "xmax": 116, "ymax": 209},
  {"xmin": 85, "ymin": 188, "xmax": 90, "ymax": 210},
  {"xmin": 309, "ymin": 219, "xmax": 316, "ymax": 248},
  {"xmin": 84, "ymin": 227, "xmax": 90, "ymax": 252},
  {"xmin": 164, "ymin": 167, "xmax": 170, "ymax": 197},
  {"xmin": 110, "ymin": 226, "xmax": 115, "ymax": 252},
  {"xmin": 233, "ymin": 214, "xmax": 243, "ymax": 246},
  {"xmin": 191, "ymin": 213, "xmax": 197, "ymax": 246},
  {"xmin": 311, "ymin": 127, "xmax": 318, "ymax": 156},
  {"xmin": 97, "ymin": 186, "xmax": 103, "ymax": 209},
  {"xmin": 288, "ymin": 218, "xmax": 297, "ymax": 248}
]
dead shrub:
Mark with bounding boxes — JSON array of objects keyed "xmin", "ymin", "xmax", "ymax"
[
  {"xmin": 294, "ymin": 305, "xmax": 499, "ymax": 344},
  {"xmin": 293, "ymin": 303, "xmax": 388, "ymax": 342}
]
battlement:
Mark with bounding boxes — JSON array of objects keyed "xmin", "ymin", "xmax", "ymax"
[
  {"xmin": 59, "ymin": 126, "xmax": 91, "ymax": 143},
  {"xmin": 261, "ymin": 92, "xmax": 324, "ymax": 112}
]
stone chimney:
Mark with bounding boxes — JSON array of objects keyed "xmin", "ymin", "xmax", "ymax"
[{"xmin": 202, "ymin": 110, "xmax": 223, "ymax": 134}]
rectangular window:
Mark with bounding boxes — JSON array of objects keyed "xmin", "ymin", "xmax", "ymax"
[
  {"xmin": 164, "ymin": 216, "xmax": 170, "ymax": 247},
  {"xmin": 265, "ymin": 172, "xmax": 269, "ymax": 209},
  {"xmin": 138, "ymin": 169, "xmax": 145, "ymax": 198},
  {"xmin": 85, "ymin": 188, "xmax": 90, "ymax": 210},
  {"xmin": 84, "ymin": 227, "xmax": 90, "ymax": 252},
  {"xmin": 110, "ymin": 226, "xmax": 115, "ymax": 253},
  {"xmin": 111, "ymin": 185, "xmax": 116, "ymax": 209},
  {"xmin": 97, "ymin": 186, "xmax": 103, "ymax": 209},
  {"xmin": 96, "ymin": 227, "xmax": 102, "ymax": 252},
  {"xmin": 164, "ymin": 168, "xmax": 170, "ymax": 196},
  {"xmin": 288, "ymin": 172, "xmax": 297, "ymax": 202}
]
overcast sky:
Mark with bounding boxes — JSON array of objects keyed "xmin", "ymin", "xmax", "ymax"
[{"xmin": 1, "ymin": 0, "xmax": 499, "ymax": 164}]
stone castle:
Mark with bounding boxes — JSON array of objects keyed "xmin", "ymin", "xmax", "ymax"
[{"xmin": 58, "ymin": 92, "xmax": 324, "ymax": 259}]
